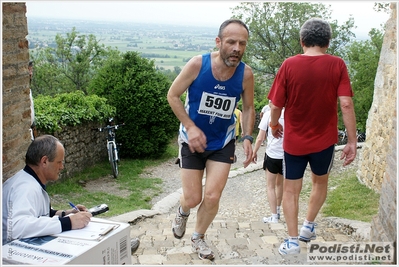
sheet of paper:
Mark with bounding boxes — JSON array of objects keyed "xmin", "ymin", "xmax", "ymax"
[{"xmin": 52, "ymin": 220, "xmax": 120, "ymax": 241}]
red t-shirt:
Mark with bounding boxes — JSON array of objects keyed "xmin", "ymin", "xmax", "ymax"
[{"xmin": 268, "ymin": 54, "xmax": 353, "ymax": 155}]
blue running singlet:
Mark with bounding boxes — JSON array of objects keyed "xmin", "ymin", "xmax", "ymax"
[{"xmin": 179, "ymin": 53, "xmax": 245, "ymax": 151}]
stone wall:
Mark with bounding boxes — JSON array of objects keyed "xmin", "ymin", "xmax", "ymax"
[
  {"xmin": 357, "ymin": 3, "xmax": 397, "ymax": 192},
  {"xmin": 356, "ymin": 3, "xmax": 397, "ymax": 248},
  {"xmin": 2, "ymin": 2, "xmax": 31, "ymax": 182},
  {"xmin": 36, "ymin": 123, "xmax": 108, "ymax": 180},
  {"xmin": 370, "ymin": 116, "xmax": 397, "ymax": 244}
]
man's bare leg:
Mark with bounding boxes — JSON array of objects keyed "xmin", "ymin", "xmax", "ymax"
[
  {"xmin": 282, "ymin": 178, "xmax": 303, "ymax": 237},
  {"xmin": 297, "ymin": 172, "xmax": 329, "ymax": 244},
  {"xmin": 195, "ymin": 160, "xmax": 230, "ymax": 234},
  {"xmin": 172, "ymin": 168, "xmax": 204, "ymax": 239},
  {"xmin": 305, "ymin": 172, "xmax": 329, "ymax": 222},
  {"xmin": 179, "ymin": 169, "xmax": 204, "ymax": 213},
  {"xmin": 278, "ymin": 178, "xmax": 303, "ymax": 255}
]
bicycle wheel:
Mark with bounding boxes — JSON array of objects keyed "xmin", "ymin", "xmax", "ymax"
[
  {"xmin": 357, "ymin": 133, "xmax": 366, "ymax": 142},
  {"xmin": 337, "ymin": 134, "xmax": 346, "ymax": 145},
  {"xmin": 108, "ymin": 143, "xmax": 119, "ymax": 178}
]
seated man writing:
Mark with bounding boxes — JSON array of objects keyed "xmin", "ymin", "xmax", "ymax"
[
  {"xmin": 2, "ymin": 135, "xmax": 92, "ymax": 245},
  {"xmin": 2, "ymin": 135, "xmax": 140, "ymax": 253}
]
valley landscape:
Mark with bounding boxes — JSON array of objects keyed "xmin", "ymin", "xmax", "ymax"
[{"xmin": 27, "ymin": 17, "xmax": 219, "ymax": 70}]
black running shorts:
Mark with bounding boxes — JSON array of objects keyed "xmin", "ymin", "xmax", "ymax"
[
  {"xmin": 263, "ymin": 154, "xmax": 283, "ymax": 175},
  {"xmin": 179, "ymin": 139, "xmax": 235, "ymax": 170}
]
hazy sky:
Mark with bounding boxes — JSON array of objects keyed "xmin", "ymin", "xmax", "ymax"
[{"xmin": 26, "ymin": 1, "xmax": 390, "ymax": 39}]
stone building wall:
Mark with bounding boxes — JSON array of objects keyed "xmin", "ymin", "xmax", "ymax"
[
  {"xmin": 357, "ymin": 3, "xmax": 397, "ymax": 192},
  {"xmin": 370, "ymin": 116, "xmax": 397, "ymax": 244},
  {"xmin": 356, "ymin": 3, "xmax": 397, "ymax": 247},
  {"xmin": 2, "ymin": 2, "xmax": 107, "ymax": 181},
  {"xmin": 2, "ymin": 2, "xmax": 32, "ymax": 182}
]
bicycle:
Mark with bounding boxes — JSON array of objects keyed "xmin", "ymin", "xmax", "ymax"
[
  {"xmin": 337, "ymin": 129, "xmax": 347, "ymax": 145},
  {"xmin": 95, "ymin": 118, "xmax": 125, "ymax": 178},
  {"xmin": 337, "ymin": 128, "xmax": 366, "ymax": 145},
  {"xmin": 357, "ymin": 130, "xmax": 366, "ymax": 142}
]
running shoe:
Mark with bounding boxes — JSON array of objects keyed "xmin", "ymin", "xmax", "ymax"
[
  {"xmin": 172, "ymin": 207, "xmax": 189, "ymax": 239},
  {"xmin": 278, "ymin": 238, "xmax": 300, "ymax": 255},
  {"xmin": 191, "ymin": 236, "xmax": 215, "ymax": 260},
  {"xmin": 262, "ymin": 216, "xmax": 278, "ymax": 223},
  {"xmin": 299, "ymin": 222, "xmax": 317, "ymax": 242}
]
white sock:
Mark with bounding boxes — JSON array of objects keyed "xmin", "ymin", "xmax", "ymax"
[{"xmin": 304, "ymin": 219, "xmax": 314, "ymax": 225}]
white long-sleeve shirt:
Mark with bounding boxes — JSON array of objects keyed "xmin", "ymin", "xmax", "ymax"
[{"xmin": 2, "ymin": 168, "xmax": 62, "ymax": 245}]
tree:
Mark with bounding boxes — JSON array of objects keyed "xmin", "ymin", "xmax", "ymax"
[
  {"xmin": 231, "ymin": 2, "xmax": 355, "ymax": 101},
  {"xmin": 30, "ymin": 27, "xmax": 112, "ymax": 96},
  {"xmin": 157, "ymin": 66, "xmax": 182, "ymax": 82},
  {"xmin": 88, "ymin": 51, "xmax": 179, "ymax": 159},
  {"xmin": 342, "ymin": 28, "xmax": 384, "ymax": 132}
]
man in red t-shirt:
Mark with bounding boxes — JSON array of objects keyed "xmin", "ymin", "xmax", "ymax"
[{"xmin": 268, "ymin": 18, "xmax": 357, "ymax": 255}]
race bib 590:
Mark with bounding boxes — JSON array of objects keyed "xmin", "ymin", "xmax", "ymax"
[{"xmin": 198, "ymin": 92, "xmax": 235, "ymax": 119}]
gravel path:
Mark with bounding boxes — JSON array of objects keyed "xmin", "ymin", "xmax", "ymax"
[
  {"xmin": 141, "ymin": 141, "xmax": 362, "ymax": 224},
  {"xmin": 125, "ymin": 142, "xmax": 368, "ymax": 265}
]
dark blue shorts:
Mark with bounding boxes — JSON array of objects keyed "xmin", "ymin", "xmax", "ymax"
[
  {"xmin": 179, "ymin": 139, "xmax": 235, "ymax": 170},
  {"xmin": 283, "ymin": 145, "xmax": 335, "ymax": 180}
]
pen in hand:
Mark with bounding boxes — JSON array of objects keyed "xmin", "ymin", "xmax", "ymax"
[{"xmin": 69, "ymin": 201, "xmax": 80, "ymax": 212}]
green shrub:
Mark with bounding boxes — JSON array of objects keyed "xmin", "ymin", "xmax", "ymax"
[
  {"xmin": 34, "ymin": 90, "xmax": 116, "ymax": 133},
  {"xmin": 89, "ymin": 51, "xmax": 179, "ymax": 159}
]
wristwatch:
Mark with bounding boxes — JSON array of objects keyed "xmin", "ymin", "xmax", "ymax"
[
  {"xmin": 61, "ymin": 210, "xmax": 66, "ymax": 217},
  {"xmin": 242, "ymin": 135, "xmax": 253, "ymax": 144}
]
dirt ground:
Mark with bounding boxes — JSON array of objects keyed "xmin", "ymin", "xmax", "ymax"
[{"xmin": 84, "ymin": 175, "xmax": 132, "ymax": 198}]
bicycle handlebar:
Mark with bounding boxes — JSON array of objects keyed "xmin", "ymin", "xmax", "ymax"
[{"xmin": 93, "ymin": 123, "xmax": 125, "ymax": 132}]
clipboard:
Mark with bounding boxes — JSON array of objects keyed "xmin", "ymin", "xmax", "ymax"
[{"xmin": 52, "ymin": 220, "xmax": 120, "ymax": 241}]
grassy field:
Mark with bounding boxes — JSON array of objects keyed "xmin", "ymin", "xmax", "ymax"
[
  {"xmin": 102, "ymin": 41, "xmax": 213, "ymax": 70},
  {"xmin": 322, "ymin": 169, "xmax": 380, "ymax": 222}
]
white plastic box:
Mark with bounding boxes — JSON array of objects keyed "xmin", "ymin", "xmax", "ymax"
[{"xmin": 2, "ymin": 218, "xmax": 131, "ymax": 265}]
